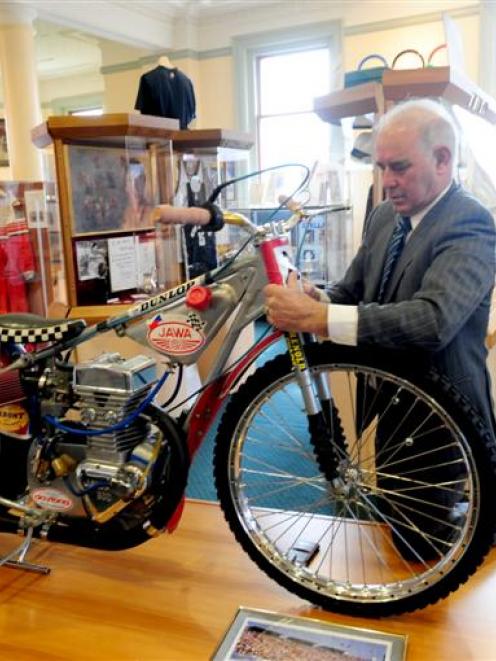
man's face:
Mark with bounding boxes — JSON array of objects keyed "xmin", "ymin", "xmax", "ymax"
[{"xmin": 375, "ymin": 124, "xmax": 446, "ymax": 216}]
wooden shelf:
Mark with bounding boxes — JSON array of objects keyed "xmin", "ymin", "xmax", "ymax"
[
  {"xmin": 31, "ymin": 113, "xmax": 180, "ymax": 148},
  {"xmin": 314, "ymin": 66, "xmax": 496, "ymax": 125},
  {"xmin": 172, "ymin": 128, "xmax": 254, "ymax": 152}
]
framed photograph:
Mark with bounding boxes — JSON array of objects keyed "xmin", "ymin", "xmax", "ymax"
[
  {"xmin": 66, "ymin": 144, "xmax": 156, "ymax": 235},
  {"xmin": 75, "ymin": 238, "xmax": 109, "ymax": 282},
  {"xmin": 0, "ymin": 118, "xmax": 9, "ymax": 167},
  {"xmin": 212, "ymin": 608, "xmax": 407, "ymax": 661}
]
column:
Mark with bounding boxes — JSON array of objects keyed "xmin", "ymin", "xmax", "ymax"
[{"xmin": 0, "ymin": 3, "xmax": 42, "ymax": 180}]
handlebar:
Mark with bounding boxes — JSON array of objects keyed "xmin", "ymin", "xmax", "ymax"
[{"xmin": 154, "ymin": 200, "xmax": 351, "ymax": 237}]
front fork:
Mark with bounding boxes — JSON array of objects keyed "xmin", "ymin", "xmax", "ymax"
[
  {"xmin": 261, "ymin": 235, "xmax": 339, "ymax": 477},
  {"xmin": 285, "ymin": 330, "xmax": 333, "ymax": 422},
  {"xmin": 284, "ymin": 330, "xmax": 341, "ymax": 480}
]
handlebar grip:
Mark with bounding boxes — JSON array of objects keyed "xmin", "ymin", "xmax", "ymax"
[
  {"xmin": 154, "ymin": 205, "xmax": 211, "ymax": 225},
  {"xmin": 154, "ymin": 202, "xmax": 225, "ymax": 232}
]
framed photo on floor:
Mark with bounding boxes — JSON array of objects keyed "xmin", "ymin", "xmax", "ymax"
[{"xmin": 212, "ymin": 607, "xmax": 406, "ymax": 661}]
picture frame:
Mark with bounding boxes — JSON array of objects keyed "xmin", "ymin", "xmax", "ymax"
[
  {"xmin": 65, "ymin": 144, "xmax": 156, "ymax": 236},
  {"xmin": 212, "ymin": 607, "xmax": 407, "ymax": 661}
]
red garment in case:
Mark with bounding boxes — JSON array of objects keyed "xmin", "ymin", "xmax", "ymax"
[{"xmin": 0, "ymin": 218, "xmax": 35, "ymax": 313}]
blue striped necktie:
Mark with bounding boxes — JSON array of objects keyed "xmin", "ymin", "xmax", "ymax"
[{"xmin": 377, "ymin": 216, "xmax": 411, "ymax": 303}]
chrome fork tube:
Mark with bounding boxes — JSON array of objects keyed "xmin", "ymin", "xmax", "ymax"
[{"xmin": 285, "ymin": 332, "xmax": 321, "ymax": 415}]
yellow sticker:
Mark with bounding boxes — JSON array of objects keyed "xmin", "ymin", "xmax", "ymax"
[
  {"xmin": 0, "ymin": 404, "xmax": 29, "ymax": 433},
  {"xmin": 287, "ymin": 332, "xmax": 307, "ymax": 371}
]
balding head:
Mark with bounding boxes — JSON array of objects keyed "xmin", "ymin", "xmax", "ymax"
[
  {"xmin": 375, "ymin": 99, "xmax": 458, "ymax": 174},
  {"xmin": 374, "ymin": 100, "xmax": 457, "ymax": 215}
]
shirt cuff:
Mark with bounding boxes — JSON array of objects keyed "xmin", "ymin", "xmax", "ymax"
[{"xmin": 327, "ymin": 304, "xmax": 358, "ymax": 346}]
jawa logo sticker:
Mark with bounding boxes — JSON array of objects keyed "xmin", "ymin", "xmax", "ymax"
[
  {"xmin": 147, "ymin": 316, "xmax": 205, "ymax": 355},
  {"xmin": 32, "ymin": 488, "xmax": 74, "ymax": 512},
  {"xmin": 0, "ymin": 404, "xmax": 29, "ymax": 433}
]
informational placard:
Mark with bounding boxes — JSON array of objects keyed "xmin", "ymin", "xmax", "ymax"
[
  {"xmin": 108, "ymin": 235, "xmax": 138, "ymax": 292},
  {"xmin": 136, "ymin": 234, "xmax": 156, "ymax": 288}
]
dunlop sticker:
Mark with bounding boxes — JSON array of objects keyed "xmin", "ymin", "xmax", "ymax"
[{"xmin": 0, "ymin": 403, "xmax": 29, "ymax": 434}]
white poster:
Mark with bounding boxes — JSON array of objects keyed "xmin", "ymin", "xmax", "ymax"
[
  {"xmin": 108, "ymin": 235, "xmax": 138, "ymax": 292},
  {"xmin": 136, "ymin": 236, "xmax": 156, "ymax": 288}
]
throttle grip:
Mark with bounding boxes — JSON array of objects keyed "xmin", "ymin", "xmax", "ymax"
[
  {"xmin": 154, "ymin": 205, "xmax": 211, "ymax": 225},
  {"xmin": 154, "ymin": 202, "xmax": 224, "ymax": 232}
]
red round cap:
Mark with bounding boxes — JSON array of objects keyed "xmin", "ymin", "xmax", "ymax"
[{"xmin": 185, "ymin": 285, "xmax": 212, "ymax": 310}]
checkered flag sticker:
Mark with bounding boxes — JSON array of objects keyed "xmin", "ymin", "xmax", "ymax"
[
  {"xmin": 0, "ymin": 323, "xmax": 69, "ymax": 345},
  {"xmin": 186, "ymin": 312, "xmax": 206, "ymax": 331}
]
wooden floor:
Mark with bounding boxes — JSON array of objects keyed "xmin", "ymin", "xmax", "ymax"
[{"xmin": 0, "ymin": 500, "xmax": 495, "ymax": 660}]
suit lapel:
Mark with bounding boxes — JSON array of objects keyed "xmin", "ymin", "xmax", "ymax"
[{"xmin": 381, "ymin": 182, "xmax": 459, "ymax": 302}]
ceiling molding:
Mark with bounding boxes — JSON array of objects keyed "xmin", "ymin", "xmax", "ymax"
[
  {"xmin": 100, "ymin": 46, "xmax": 233, "ymax": 75},
  {"xmin": 344, "ymin": 3, "xmax": 479, "ymax": 35},
  {"xmin": 25, "ymin": 1, "xmax": 175, "ymax": 50}
]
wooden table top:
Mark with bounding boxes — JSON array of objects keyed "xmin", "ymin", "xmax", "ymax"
[{"xmin": 0, "ymin": 499, "xmax": 495, "ymax": 660}]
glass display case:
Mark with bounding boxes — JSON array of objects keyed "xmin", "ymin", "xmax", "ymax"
[
  {"xmin": 0, "ymin": 180, "xmax": 61, "ymax": 317},
  {"xmin": 231, "ymin": 205, "xmax": 352, "ymax": 286},
  {"xmin": 31, "ymin": 113, "xmax": 179, "ymax": 322},
  {"xmin": 171, "ymin": 129, "xmax": 253, "ymax": 277}
]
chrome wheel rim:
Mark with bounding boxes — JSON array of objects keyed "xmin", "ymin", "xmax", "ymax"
[{"xmin": 227, "ymin": 363, "xmax": 478, "ymax": 604}]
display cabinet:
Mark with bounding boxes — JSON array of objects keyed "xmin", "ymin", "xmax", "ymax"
[
  {"xmin": 31, "ymin": 113, "xmax": 179, "ymax": 322},
  {"xmin": 0, "ymin": 180, "xmax": 61, "ymax": 318},
  {"xmin": 233, "ymin": 205, "xmax": 352, "ymax": 286},
  {"xmin": 171, "ymin": 129, "xmax": 253, "ymax": 277}
]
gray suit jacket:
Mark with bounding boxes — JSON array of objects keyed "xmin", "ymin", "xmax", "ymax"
[{"xmin": 328, "ymin": 182, "xmax": 496, "ymax": 428}]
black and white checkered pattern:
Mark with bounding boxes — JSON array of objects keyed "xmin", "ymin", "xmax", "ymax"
[
  {"xmin": 186, "ymin": 312, "xmax": 206, "ymax": 331},
  {"xmin": 0, "ymin": 323, "xmax": 69, "ymax": 344}
]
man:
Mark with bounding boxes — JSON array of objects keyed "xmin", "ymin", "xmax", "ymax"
[
  {"xmin": 265, "ymin": 98, "xmax": 496, "ymax": 430},
  {"xmin": 264, "ymin": 99, "xmax": 496, "ymax": 559}
]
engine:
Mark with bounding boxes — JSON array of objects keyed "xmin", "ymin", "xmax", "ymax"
[
  {"xmin": 74, "ymin": 352, "xmax": 157, "ymax": 465},
  {"xmin": 28, "ymin": 352, "xmax": 167, "ymax": 523}
]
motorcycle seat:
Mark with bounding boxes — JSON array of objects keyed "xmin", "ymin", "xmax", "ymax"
[{"xmin": 0, "ymin": 313, "xmax": 86, "ymax": 344}]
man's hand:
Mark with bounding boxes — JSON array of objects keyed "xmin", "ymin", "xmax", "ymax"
[{"xmin": 264, "ymin": 271, "xmax": 328, "ymax": 334}]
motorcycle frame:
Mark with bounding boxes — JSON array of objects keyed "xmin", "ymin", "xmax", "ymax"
[{"xmin": 6, "ymin": 211, "xmax": 331, "ymax": 535}]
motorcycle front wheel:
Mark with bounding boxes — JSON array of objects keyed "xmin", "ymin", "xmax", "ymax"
[{"xmin": 213, "ymin": 342, "xmax": 496, "ymax": 617}]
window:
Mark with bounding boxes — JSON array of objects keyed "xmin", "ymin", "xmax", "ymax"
[
  {"xmin": 256, "ymin": 47, "xmax": 331, "ymax": 176},
  {"xmin": 234, "ymin": 22, "xmax": 341, "ymax": 201}
]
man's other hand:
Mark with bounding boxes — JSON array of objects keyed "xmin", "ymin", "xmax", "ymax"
[{"xmin": 264, "ymin": 271, "xmax": 328, "ymax": 335}]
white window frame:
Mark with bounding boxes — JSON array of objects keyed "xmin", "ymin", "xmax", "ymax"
[{"xmin": 233, "ymin": 21, "xmax": 343, "ymax": 171}]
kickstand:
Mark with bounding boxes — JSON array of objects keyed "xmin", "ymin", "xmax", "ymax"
[{"xmin": 0, "ymin": 527, "xmax": 50, "ymax": 575}]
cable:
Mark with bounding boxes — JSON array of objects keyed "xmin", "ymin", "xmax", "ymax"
[
  {"xmin": 44, "ymin": 369, "xmax": 170, "ymax": 436},
  {"xmin": 205, "ymin": 162, "xmax": 311, "ymax": 284},
  {"xmin": 167, "ymin": 321, "xmax": 274, "ymax": 414},
  {"xmin": 159, "ymin": 362, "xmax": 184, "ymax": 408},
  {"xmin": 207, "ymin": 162, "xmax": 310, "ymax": 208}
]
